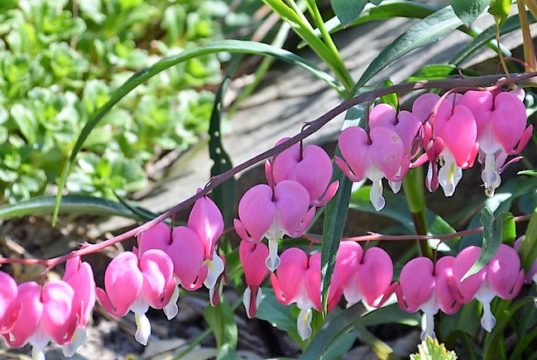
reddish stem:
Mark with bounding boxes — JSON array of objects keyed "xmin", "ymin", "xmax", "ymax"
[{"xmin": 1, "ymin": 73, "xmax": 535, "ymax": 272}]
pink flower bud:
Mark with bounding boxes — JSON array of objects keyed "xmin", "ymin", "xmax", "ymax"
[
  {"xmin": 61, "ymin": 257, "xmax": 96, "ymax": 357},
  {"xmin": 269, "ymin": 138, "xmax": 339, "ymax": 206},
  {"xmin": 239, "ymin": 241, "xmax": 269, "ymax": 319},
  {"xmin": 96, "ymin": 250, "xmax": 177, "ymax": 345}
]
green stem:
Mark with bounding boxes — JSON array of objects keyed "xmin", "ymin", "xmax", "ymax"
[
  {"xmin": 496, "ymin": 20, "xmax": 510, "ymax": 74},
  {"xmin": 264, "ymin": 0, "xmax": 354, "ymax": 93},
  {"xmin": 402, "ymin": 166, "xmax": 432, "ymax": 258},
  {"xmin": 305, "ymin": 0, "xmax": 355, "ymax": 89},
  {"xmin": 517, "ymin": 0, "xmax": 537, "ymax": 70}
]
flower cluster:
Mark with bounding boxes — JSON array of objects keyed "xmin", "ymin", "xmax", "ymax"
[
  {"xmin": 338, "ymin": 88, "xmax": 532, "ymax": 208},
  {"xmin": 0, "ymin": 257, "xmax": 95, "ymax": 360},
  {"xmin": 241, "ymin": 241, "xmax": 525, "ymax": 341},
  {"xmin": 0, "ymin": 86, "xmax": 534, "ymax": 358}
]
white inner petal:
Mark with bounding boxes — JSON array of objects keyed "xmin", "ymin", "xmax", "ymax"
[
  {"xmin": 265, "ymin": 238, "xmax": 281, "ymax": 272},
  {"xmin": 134, "ymin": 313, "xmax": 152, "ymax": 346},
  {"xmin": 62, "ymin": 328, "xmax": 87, "ymax": 357},
  {"xmin": 297, "ymin": 307, "xmax": 313, "ymax": 341},
  {"xmin": 163, "ymin": 286, "xmax": 180, "ymax": 320}
]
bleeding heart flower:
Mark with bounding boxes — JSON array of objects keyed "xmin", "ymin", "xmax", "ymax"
[
  {"xmin": 96, "ymin": 250, "xmax": 177, "ymax": 345},
  {"xmin": 61, "ymin": 257, "xmax": 96, "ymax": 357},
  {"xmin": 239, "ymin": 241, "xmax": 269, "ymax": 319},
  {"xmin": 268, "ymin": 138, "xmax": 339, "ymax": 206},
  {"xmin": 4, "ymin": 280, "xmax": 76, "ymax": 360},
  {"xmin": 368, "ymin": 104, "xmax": 422, "ymax": 193},
  {"xmin": 234, "ymin": 180, "xmax": 315, "ymax": 271},
  {"xmin": 411, "ymin": 93, "xmax": 478, "ymax": 196},
  {"xmin": 187, "ymin": 196, "xmax": 225, "ymax": 304},
  {"xmin": 0, "ymin": 271, "xmax": 18, "ymax": 334},
  {"xmin": 138, "ymin": 222, "xmax": 207, "ymax": 292},
  {"xmin": 452, "ymin": 244, "xmax": 524, "ymax": 332},
  {"xmin": 270, "ymin": 248, "xmax": 324, "ymax": 340},
  {"xmin": 336, "ymin": 125, "xmax": 405, "ymax": 210},
  {"xmin": 459, "ymin": 90, "xmax": 532, "ymax": 196},
  {"xmin": 396, "ymin": 256, "xmax": 460, "ymax": 339}
]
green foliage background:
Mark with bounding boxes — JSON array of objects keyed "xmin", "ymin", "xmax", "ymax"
[{"xmin": 0, "ymin": 0, "xmax": 251, "ymax": 202}]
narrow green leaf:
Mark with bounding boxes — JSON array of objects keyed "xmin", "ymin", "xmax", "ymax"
[
  {"xmin": 331, "ymin": 0, "xmax": 368, "ymax": 26},
  {"xmin": 209, "ymin": 57, "xmax": 240, "ymax": 228},
  {"xmin": 204, "ymin": 300, "xmax": 238, "ymax": 360},
  {"xmin": 406, "ymin": 64, "xmax": 458, "ymax": 81},
  {"xmin": 519, "ymin": 209, "xmax": 537, "ymax": 271},
  {"xmin": 0, "ymin": 195, "xmax": 150, "ymax": 220},
  {"xmin": 461, "ymin": 207, "xmax": 503, "ymax": 281},
  {"xmin": 301, "ymin": 304, "xmax": 419, "ymax": 359},
  {"xmin": 353, "ymin": 6, "xmax": 463, "ymax": 92},
  {"xmin": 450, "ymin": 12, "xmax": 534, "ymax": 66},
  {"xmin": 320, "ymin": 106, "xmax": 366, "ymax": 314},
  {"xmin": 53, "ymin": 40, "xmax": 343, "ymax": 224},
  {"xmin": 451, "ymin": 0, "xmax": 491, "ymax": 25},
  {"xmin": 489, "ymin": 0, "xmax": 511, "ymax": 25}
]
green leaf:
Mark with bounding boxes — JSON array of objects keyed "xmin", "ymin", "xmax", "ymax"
[
  {"xmin": 451, "ymin": 0, "xmax": 491, "ymax": 25},
  {"xmin": 301, "ymin": 304, "xmax": 419, "ymax": 359},
  {"xmin": 320, "ymin": 105, "xmax": 366, "ymax": 314},
  {"xmin": 255, "ymin": 287, "xmax": 304, "ymax": 345},
  {"xmin": 53, "ymin": 40, "xmax": 344, "ymax": 224},
  {"xmin": 204, "ymin": 300, "xmax": 238, "ymax": 360},
  {"xmin": 450, "ymin": 12, "xmax": 533, "ymax": 66},
  {"xmin": 0, "ymin": 195, "xmax": 151, "ymax": 220},
  {"xmin": 350, "ymin": 186, "xmax": 458, "ymax": 244},
  {"xmin": 331, "ymin": 0, "xmax": 368, "ymax": 26},
  {"xmin": 489, "ymin": 0, "xmax": 511, "ymax": 25},
  {"xmin": 379, "ymin": 79, "xmax": 398, "ymax": 108},
  {"xmin": 209, "ymin": 57, "xmax": 240, "ymax": 228},
  {"xmin": 461, "ymin": 207, "xmax": 503, "ymax": 281},
  {"xmin": 406, "ymin": 64, "xmax": 458, "ymax": 81},
  {"xmin": 519, "ymin": 209, "xmax": 537, "ymax": 271},
  {"xmin": 353, "ymin": 6, "xmax": 463, "ymax": 91},
  {"xmin": 410, "ymin": 336, "xmax": 457, "ymax": 360}
]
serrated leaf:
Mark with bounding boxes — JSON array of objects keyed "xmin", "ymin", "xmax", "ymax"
[
  {"xmin": 204, "ymin": 300, "xmax": 238, "ymax": 360},
  {"xmin": 53, "ymin": 40, "xmax": 343, "ymax": 225},
  {"xmin": 410, "ymin": 336, "xmax": 457, "ymax": 360},
  {"xmin": 353, "ymin": 6, "xmax": 462, "ymax": 91},
  {"xmin": 461, "ymin": 207, "xmax": 503, "ymax": 281},
  {"xmin": 331, "ymin": 0, "xmax": 368, "ymax": 26},
  {"xmin": 451, "ymin": 0, "xmax": 491, "ymax": 25}
]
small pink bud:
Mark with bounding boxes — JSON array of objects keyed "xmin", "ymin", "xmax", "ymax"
[{"xmin": 240, "ymin": 241, "xmax": 269, "ymax": 319}]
